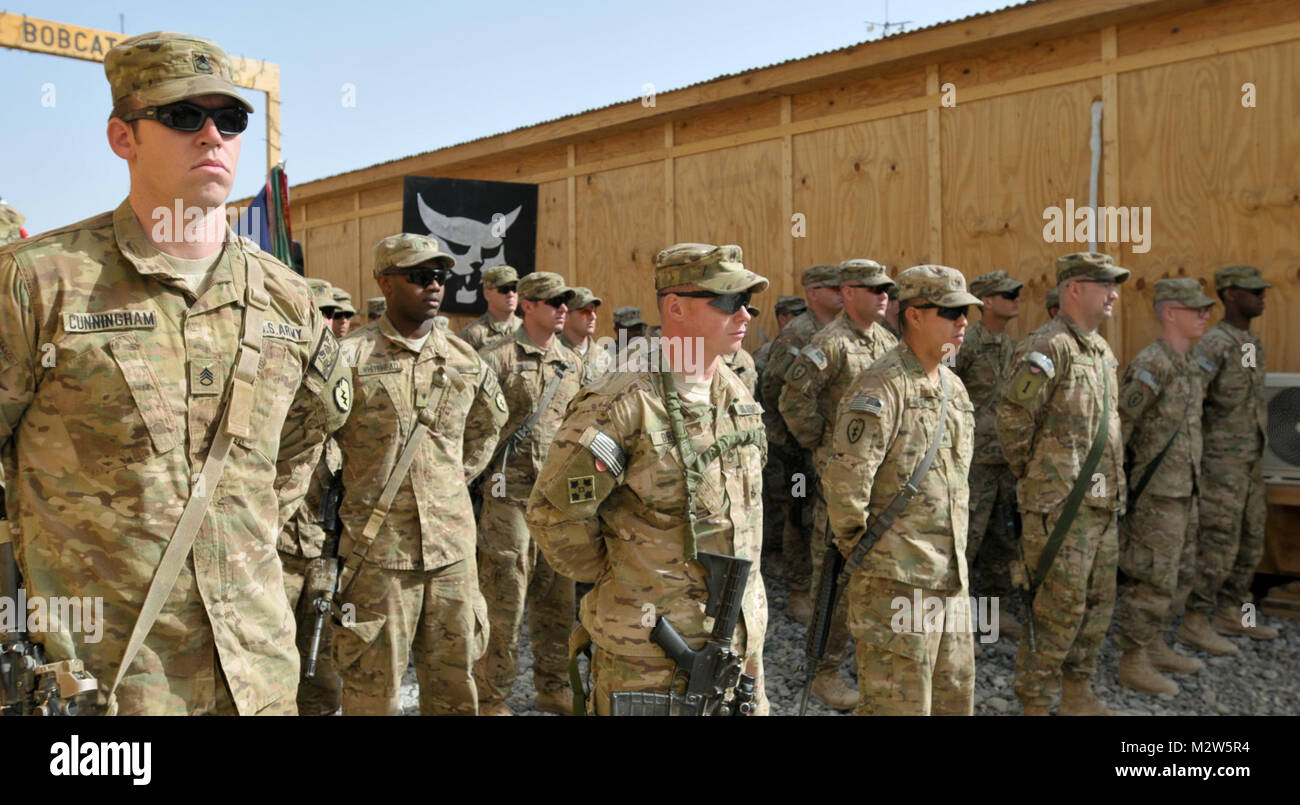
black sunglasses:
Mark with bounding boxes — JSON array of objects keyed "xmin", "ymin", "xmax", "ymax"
[
  {"xmin": 543, "ymin": 294, "xmax": 573, "ymax": 309},
  {"xmin": 494, "ymin": 283, "xmax": 518, "ymax": 294},
  {"xmin": 332, "ymin": 311, "xmax": 354, "ymax": 320},
  {"xmin": 914, "ymin": 304, "xmax": 970, "ymax": 321},
  {"xmin": 385, "ymin": 267, "xmax": 449, "ymax": 287},
  {"xmin": 659, "ymin": 290, "xmax": 753, "ymax": 315},
  {"xmin": 998, "ymin": 290, "xmax": 1021, "ymax": 300},
  {"xmin": 120, "ymin": 101, "xmax": 249, "ymax": 135}
]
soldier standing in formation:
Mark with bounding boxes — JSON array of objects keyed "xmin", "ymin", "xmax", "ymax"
[
  {"xmin": 723, "ymin": 341, "xmax": 759, "ymax": 396},
  {"xmin": 1113, "ymin": 278, "xmax": 1215, "ymax": 695},
  {"xmin": 332, "ymin": 234, "xmax": 506, "ymax": 715},
  {"xmin": 823, "ymin": 265, "xmax": 980, "ymax": 715},
  {"xmin": 0, "ymin": 201, "xmax": 25, "ymax": 245},
  {"xmin": 366, "ymin": 296, "xmax": 386, "ymax": 323},
  {"xmin": 998, "ymin": 252, "xmax": 1129, "ymax": 716},
  {"xmin": 754, "ymin": 295, "xmax": 807, "ymax": 559},
  {"xmin": 1184, "ymin": 265, "xmax": 1279, "ymax": 646},
  {"xmin": 330, "ymin": 287, "xmax": 356, "ymax": 337},
  {"xmin": 753, "ymin": 295, "xmax": 806, "ymax": 377},
  {"xmin": 779, "ymin": 258, "xmax": 898, "ymax": 710},
  {"xmin": 475, "ymin": 272, "xmax": 584, "ymax": 715},
  {"xmin": 560, "ymin": 286, "xmax": 614, "ymax": 387},
  {"xmin": 955, "ymin": 270, "xmax": 1024, "ymax": 639},
  {"xmin": 458, "ymin": 265, "xmax": 521, "ymax": 351},
  {"xmin": 1044, "ymin": 287, "xmax": 1060, "ymax": 320},
  {"xmin": 527, "ymin": 243, "xmax": 770, "ymax": 715},
  {"xmin": 0, "ymin": 31, "xmax": 352, "ymax": 714}
]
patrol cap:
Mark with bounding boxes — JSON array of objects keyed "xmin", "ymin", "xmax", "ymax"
[
  {"xmin": 366, "ymin": 296, "xmax": 386, "ymax": 318},
  {"xmin": 482, "ymin": 265, "xmax": 519, "ymax": 289},
  {"xmin": 969, "ymin": 270, "xmax": 1024, "ymax": 298},
  {"xmin": 105, "ymin": 32, "xmax": 254, "ymax": 114},
  {"xmin": 568, "ymin": 286, "xmax": 602, "ymax": 310},
  {"xmin": 1214, "ymin": 265, "xmax": 1271, "ymax": 292},
  {"xmin": 1153, "ymin": 278, "xmax": 1215, "ymax": 309},
  {"xmin": 331, "ymin": 287, "xmax": 357, "ymax": 315},
  {"xmin": 519, "ymin": 271, "xmax": 572, "ymax": 302},
  {"xmin": 373, "ymin": 233, "xmax": 454, "ymax": 277},
  {"xmin": 1045, "ymin": 287, "xmax": 1060, "ymax": 310},
  {"xmin": 1056, "ymin": 252, "xmax": 1130, "ymax": 284},
  {"xmin": 306, "ymin": 278, "xmax": 335, "ymax": 312},
  {"xmin": 654, "ymin": 243, "xmax": 769, "ymax": 294},
  {"xmin": 612, "ymin": 306, "xmax": 647, "ymax": 328},
  {"xmin": 838, "ymin": 259, "xmax": 896, "ymax": 290},
  {"xmin": 801, "ymin": 264, "xmax": 841, "ymax": 288},
  {"xmin": 775, "ymin": 295, "xmax": 807, "ymax": 315},
  {"xmin": 897, "ymin": 265, "xmax": 983, "ymax": 308}
]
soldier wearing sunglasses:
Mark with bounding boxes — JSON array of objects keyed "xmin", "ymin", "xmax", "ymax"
[
  {"xmin": 330, "ymin": 287, "xmax": 357, "ymax": 338},
  {"xmin": 954, "ymin": 270, "xmax": 1025, "ymax": 642},
  {"xmin": 823, "ymin": 265, "xmax": 981, "ymax": 715},
  {"xmin": 527, "ymin": 242, "xmax": 771, "ymax": 715},
  {"xmin": 459, "ymin": 265, "xmax": 522, "ymax": 351},
  {"xmin": 331, "ymin": 233, "xmax": 507, "ymax": 715},
  {"xmin": 560, "ymin": 286, "xmax": 614, "ymax": 387},
  {"xmin": 0, "ymin": 32, "xmax": 353, "ymax": 715}
]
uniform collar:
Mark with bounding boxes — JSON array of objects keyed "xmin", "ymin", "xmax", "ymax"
[
  {"xmin": 486, "ymin": 312, "xmax": 517, "ymax": 333},
  {"xmin": 1215, "ymin": 318, "xmax": 1254, "ymax": 342},
  {"xmin": 841, "ymin": 311, "xmax": 883, "ymax": 341},
  {"xmin": 514, "ymin": 325, "xmax": 566, "ymax": 362},
  {"xmin": 1057, "ymin": 311, "xmax": 1105, "ymax": 354},
  {"xmin": 559, "ymin": 331, "xmax": 589, "ymax": 355},
  {"xmin": 897, "ymin": 340, "xmax": 945, "ymax": 396},
  {"xmin": 378, "ymin": 313, "xmax": 445, "ymax": 358},
  {"xmin": 113, "ymin": 198, "xmax": 244, "ymax": 306}
]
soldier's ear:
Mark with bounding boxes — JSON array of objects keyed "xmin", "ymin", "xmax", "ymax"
[{"xmin": 107, "ymin": 117, "xmax": 138, "ymax": 162}]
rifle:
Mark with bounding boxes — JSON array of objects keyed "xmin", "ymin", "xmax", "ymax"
[
  {"xmin": 1001, "ymin": 498, "xmax": 1036, "ymax": 653},
  {"xmin": 609, "ymin": 552, "xmax": 756, "ymax": 716},
  {"xmin": 0, "ymin": 495, "xmax": 97, "ymax": 715},
  {"xmin": 304, "ymin": 469, "xmax": 343, "ymax": 678}
]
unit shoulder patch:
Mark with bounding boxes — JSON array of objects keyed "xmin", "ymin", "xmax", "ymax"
[
  {"xmin": 800, "ymin": 345, "xmax": 828, "ymax": 370},
  {"xmin": 310, "ymin": 328, "xmax": 341, "ymax": 379}
]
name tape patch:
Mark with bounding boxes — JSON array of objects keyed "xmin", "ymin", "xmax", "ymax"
[
  {"xmin": 261, "ymin": 320, "xmax": 308, "ymax": 342},
  {"xmin": 63, "ymin": 310, "xmax": 157, "ymax": 333}
]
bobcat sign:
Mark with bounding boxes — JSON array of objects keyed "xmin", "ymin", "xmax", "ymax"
[{"xmin": 401, "ymin": 176, "xmax": 539, "ymax": 315}]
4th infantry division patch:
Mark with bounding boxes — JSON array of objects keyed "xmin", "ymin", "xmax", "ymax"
[{"xmin": 568, "ymin": 475, "xmax": 596, "ymax": 504}]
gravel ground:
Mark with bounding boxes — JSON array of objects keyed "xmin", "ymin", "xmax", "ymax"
[{"xmin": 398, "ymin": 557, "xmax": 1300, "ymax": 716}]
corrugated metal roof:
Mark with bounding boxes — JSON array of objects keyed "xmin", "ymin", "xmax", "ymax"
[{"xmin": 305, "ymin": 0, "xmax": 1040, "ymax": 185}]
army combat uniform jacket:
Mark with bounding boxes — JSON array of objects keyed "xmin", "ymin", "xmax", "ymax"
[
  {"xmin": 1120, "ymin": 338, "xmax": 1203, "ymax": 497},
  {"xmin": 1193, "ymin": 320, "xmax": 1266, "ymax": 464},
  {"xmin": 526, "ymin": 364, "xmax": 768, "ymax": 662},
  {"xmin": 723, "ymin": 348, "xmax": 759, "ymax": 397},
  {"xmin": 953, "ymin": 320, "xmax": 1015, "ymax": 466},
  {"xmin": 458, "ymin": 311, "xmax": 520, "ymax": 352},
  {"xmin": 759, "ymin": 310, "xmax": 823, "ymax": 450},
  {"xmin": 0, "ymin": 200, "xmax": 351, "ymax": 715},
  {"xmin": 560, "ymin": 332, "xmax": 613, "ymax": 388}
]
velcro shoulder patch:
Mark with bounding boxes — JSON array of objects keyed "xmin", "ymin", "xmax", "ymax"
[
  {"xmin": 801, "ymin": 345, "xmax": 828, "ymax": 370},
  {"xmin": 1136, "ymin": 368, "xmax": 1161, "ymax": 394},
  {"xmin": 580, "ymin": 426, "xmax": 626, "ymax": 476},
  {"xmin": 730, "ymin": 401, "xmax": 763, "ymax": 417},
  {"xmin": 310, "ymin": 328, "xmax": 341, "ymax": 379},
  {"xmin": 786, "ymin": 345, "xmax": 801, "ymax": 357},
  {"xmin": 261, "ymin": 320, "xmax": 308, "ymax": 343},
  {"xmin": 517, "ymin": 360, "xmax": 539, "ymax": 371},
  {"xmin": 1025, "ymin": 350, "xmax": 1055, "ymax": 378},
  {"xmin": 1195, "ymin": 354, "xmax": 1217, "ymax": 374},
  {"xmin": 1007, "ymin": 351, "xmax": 1054, "ymax": 403},
  {"xmin": 848, "ymin": 394, "xmax": 883, "ymax": 415}
]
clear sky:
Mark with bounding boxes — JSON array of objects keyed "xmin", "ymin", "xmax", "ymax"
[{"xmin": 2, "ymin": 0, "xmax": 1003, "ymax": 233}]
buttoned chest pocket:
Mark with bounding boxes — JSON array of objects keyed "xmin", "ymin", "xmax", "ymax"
[
  {"xmin": 48, "ymin": 333, "xmax": 181, "ymax": 475},
  {"xmin": 503, "ymin": 360, "xmax": 541, "ymax": 409},
  {"xmin": 430, "ymin": 365, "xmax": 475, "ymax": 434},
  {"xmin": 243, "ymin": 341, "xmax": 303, "ymax": 459},
  {"xmin": 951, "ymin": 398, "xmax": 976, "ymax": 466}
]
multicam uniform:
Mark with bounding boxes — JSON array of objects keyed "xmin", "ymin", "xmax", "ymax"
[
  {"xmin": 560, "ymin": 331, "xmax": 614, "ymax": 387},
  {"xmin": 458, "ymin": 311, "xmax": 520, "ymax": 352},
  {"xmin": 0, "ymin": 200, "xmax": 351, "ymax": 715},
  {"xmin": 724, "ymin": 347, "xmax": 759, "ymax": 396}
]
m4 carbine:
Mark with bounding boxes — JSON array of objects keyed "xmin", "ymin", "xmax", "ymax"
[{"xmin": 305, "ymin": 469, "xmax": 344, "ymax": 678}]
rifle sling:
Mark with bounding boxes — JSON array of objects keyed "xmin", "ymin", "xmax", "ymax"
[
  {"xmin": 106, "ymin": 254, "xmax": 270, "ymax": 716},
  {"xmin": 496, "ymin": 362, "xmax": 568, "ymax": 474},
  {"xmin": 1126, "ymin": 392, "xmax": 1192, "ymax": 511},
  {"xmin": 1030, "ymin": 367, "xmax": 1112, "ymax": 590}
]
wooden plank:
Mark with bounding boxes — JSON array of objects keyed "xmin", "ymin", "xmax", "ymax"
[
  {"xmin": 673, "ymin": 99, "xmax": 784, "ymax": 146},
  {"xmin": 1118, "ymin": 0, "xmax": 1300, "ymax": 57},
  {"xmin": 780, "ymin": 97, "xmax": 794, "ymax": 295},
  {"xmin": 941, "ymin": 29, "xmax": 1101, "ymax": 88},
  {"xmin": 927, "ymin": 65, "xmax": 943, "ymax": 264},
  {"xmin": 301, "ymin": 201, "xmax": 401, "ymax": 231},
  {"xmin": 1101, "ymin": 26, "xmax": 1123, "ymax": 357},
  {"xmin": 358, "ymin": 211, "xmax": 402, "ymax": 304},
  {"xmin": 663, "ymin": 123, "xmax": 675, "ymax": 247},
  {"xmin": 791, "ymin": 68, "xmax": 928, "ymax": 123},
  {"xmin": 567, "ymin": 145, "xmax": 577, "ymax": 281},
  {"xmin": 537, "ymin": 179, "xmax": 568, "ymax": 278}
]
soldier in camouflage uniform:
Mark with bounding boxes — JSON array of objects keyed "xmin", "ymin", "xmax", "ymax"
[
  {"xmin": 366, "ymin": 296, "xmax": 385, "ymax": 323},
  {"xmin": 1045, "ymin": 287, "xmax": 1060, "ymax": 320},
  {"xmin": 474, "ymin": 272, "xmax": 584, "ymax": 715},
  {"xmin": 329, "ymin": 287, "xmax": 356, "ymax": 338},
  {"xmin": 1114, "ymin": 279, "xmax": 1215, "ymax": 696},
  {"xmin": 332, "ymin": 234, "xmax": 507, "ymax": 715},
  {"xmin": 997, "ymin": 252, "xmax": 1129, "ymax": 716},
  {"xmin": 823, "ymin": 265, "xmax": 980, "ymax": 716},
  {"xmin": 755, "ymin": 296, "xmax": 807, "ymax": 560},
  {"xmin": 559, "ymin": 286, "xmax": 614, "ymax": 387},
  {"xmin": 760, "ymin": 266, "xmax": 842, "ymax": 624},
  {"xmin": 527, "ymin": 242, "xmax": 770, "ymax": 716},
  {"xmin": 881, "ymin": 283, "xmax": 901, "ymax": 339},
  {"xmin": 955, "ymin": 270, "xmax": 1023, "ymax": 639},
  {"xmin": 458, "ymin": 265, "xmax": 520, "ymax": 351},
  {"xmin": 0, "ymin": 202, "xmax": 25, "ymax": 245},
  {"xmin": 724, "ymin": 346, "xmax": 759, "ymax": 396},
  {"xmin": 1182, "ymin": 265, "xmax": 1279, "ymax": 648},
  {"xmin": 779, "ymin": 259, "xmax": 897, "ymax": 710},
  {"xmin": 0, "ymin": 31, "xmax": 352, "ymax": 715},
  {"xmin": 752, "ymin": 295, "xmax": 806, "ymax": 377},
  {"xmin": 609, "ymin": 306, "xmax": 648, "ymax": 358}
]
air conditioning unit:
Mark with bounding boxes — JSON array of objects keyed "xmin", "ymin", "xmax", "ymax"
[{"xmin": 1263, "ymin": 373, "xmax": 1300, "ymax": 484}]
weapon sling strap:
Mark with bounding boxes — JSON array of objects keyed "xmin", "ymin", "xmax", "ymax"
[
  {"xmin": 496, "ymin": 359, "xmax": 568, "ymax": 474},
  {"xmin": 1030, "ymin": 365, "xmax": 1111, "ymax": 590},
  {"xmin": 1127, "ymin": 392, "xmax": 1192, "ymax": 512},
  {"xmin": 106, "ymin": 253, "xmax": 270, "ymax": 716}
]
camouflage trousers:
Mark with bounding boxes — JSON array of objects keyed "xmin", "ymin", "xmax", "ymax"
[
  {"xmin": 333, "ymin": 558, "xmax": 488, "ymax": 716},
  {"xmin": 474, "ymin": 496, "xmax": 574, "ymax": 705},
  {"xmin": 810, "ymin": 494, "xmax": 852, "ymax": 674},
  {"xmin": 587, "ymin": 622, "xmax": 769, "ymax": 716},
  {"xmin": 1190, "ymin": 459, "xmax": 1266, "ymax": 615},
  {"xmin": 1114, "ymin": 494, "xmax": 1198, "ymax": 651},
  {"xmin": 280, "ymin": 551, "xmax": 342, "ymax": 716},
  {"xmin": 966, "ymin": 463, "xmax": 1019, "ymax": 597},
  {"xmin": 762, "ymin": 447, "xmax": 790, "ymax": 556},
  {"xmin": 847, "ymin": 575, "xmax": 975, "ymax": 716},
  {"xmin": 1014, "ymin": 505, "xmax": 1118, "ymax": 708},
  {"xmin": 780, "ymin": 450, "xmax": 815, "ymax": 593}
]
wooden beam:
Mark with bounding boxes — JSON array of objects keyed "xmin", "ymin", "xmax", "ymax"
[
  {"xmin": 927, "ymin": 65, "xmax": 943, "ymax": 264},
  {"xmin": 780, "ymin": 96, "xmax": 794, "ymax": 286},
  {"xmin": 663, "ymin": 122, "xmax": 675, "ymax": 246},
  {"xmin": 566, "ymin": 144, "xmax": 577, "ymax": 280},
  {"xmin": 1101, "ymin": 25, "xmax": 1122, "ymax": 357}
]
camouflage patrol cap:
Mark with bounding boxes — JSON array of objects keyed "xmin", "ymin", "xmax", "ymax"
[
  {"xmin": 969, "ymin": 270, "xmax": 1024, "ymax": 297},
  {"xmin": 105, "ymin": 32, "xmax": 254, "ymax": 114},
  {"xmin": 331, "ymin": 287, "xmax": 357, "ymax": 315},
  {"xmin": 801, "ymin": 264, "xmax": 841, "ymax": 288},
  {"xmin": 654, "ymin": 243, "xmax": 769, "ymax": 294},
  {"xmin": 568, "ymin": 286, "xmax": 602, "ymax": 309},
  {"xmin": 897, "ymin": 265, "xmax": 983, "ymax": 308},
  {"xmin": 373, "ymin": 233, "xmax": 454, "ymax": 277},
  {"xmin": 1214, "ymin": 264, "xmax": 1271, "ymax": 292},
  {"xmin": 519, "ymin": 271, "xmax": 572, "ymax": 302},
  {"xmin": 775, "ymin": 295, "xmax": 807, "ymax": 315},
  {"xmin": 612, "ymin": 306, "xmax": 647, "ymax": 328},
  {"xmin": 1153, "ymin": 278, "xmax": 1215, "ymax": 309},
  {"xmin": 1045, "ymin": 287, "xmax": 1060, "ymax": 311},
  {"xmin": 306, "ymin": 278, "xmax": 335, "ymax": 312},
  {"xmin": 0, "ymin": 202, "xmax": 24, "ymax": 245},
  {"xmin": 838, "ymin": 259, "xmax": 896, "ymax": 290},
  {"xmin": 482, "ymin": 265, "xmax": 519, "ymax": 289},
  {"xmin": 366, "ymin": 296, "xmax": 386, "ymax": 318},
  {"xmin": 1056, "ymin": 252, "xmax": 1130, "ymax": 284}
]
